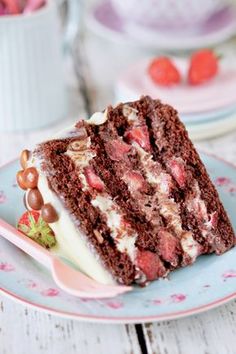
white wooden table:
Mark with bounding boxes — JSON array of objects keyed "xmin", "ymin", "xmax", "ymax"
[{"xmin": 0, "ymin": 14, "xmax": 236, "ymax": 353}]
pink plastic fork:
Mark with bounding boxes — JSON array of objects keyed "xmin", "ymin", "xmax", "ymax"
[{"xmin": 0, "ymin": 219, "xmax": 132, "ymax": 298}]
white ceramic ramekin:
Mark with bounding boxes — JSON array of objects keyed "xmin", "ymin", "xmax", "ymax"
[{"xmin": 0, "ymin": 0, "xmax": 67, "ymax": 132}]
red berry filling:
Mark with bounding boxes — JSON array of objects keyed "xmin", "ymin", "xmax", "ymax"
[
  {"xmin": 84, "ymin": 166, "xmax": 104, "ymax": 192},
  {"xmin": 158, "ymin": 230, "xmax": 179, "ymax": 264},
  {"xmin": 125, "ymin": 126, "xmax": 151, "ymax": 151},
  {"xmin": 168, "ymin": 159, "xmax": 186, "ymax": 188},
  {"xmin": 123, "ymin": 171, "xmax": 146, "ymax": 192},
  {"xmin": 105, "ymin": 139, "xmax": 131, "ymax": 161},
  {"xmin": 137, "ymin": 249, "xmax": 166, "ymax": 281}
]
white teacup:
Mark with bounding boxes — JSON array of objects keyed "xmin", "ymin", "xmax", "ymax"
[
  {"xmin": 0, "ymin": 0, "xmax": 67, "ymax": 132},
  {"xmin": 111, "ymin": 0, "xmax": 227, "ymax": 29}
]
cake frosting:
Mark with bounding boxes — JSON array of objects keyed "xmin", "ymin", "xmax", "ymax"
[{"xmin": 27, "ymin": 154, "xmax": 115, "ymax": 285}]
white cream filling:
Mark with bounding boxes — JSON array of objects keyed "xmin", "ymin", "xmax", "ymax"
[
  {"xmin": 78, "ymin": 172, "xmax": 89, "ymax": 191},
  {"xmin": 132, "ymin": 142, "xmax": 199, "ymax": 260},
  {"xmin": 135, "ymin": 145, "xmax": 183, "ymax": 228},
  {"xmin": 65, "ymin": 138, "xmax": 96, "ymax": 168},
  {"xmin": 134, "ymin": 144, "xmax": 170, "ymax": 192},
  {"xmin": 187, "ymin": 181, "xmax": 208, "ymax": 224},
  {"xmin": 186, "ymin": 181, "xmax": 216, "ymax": 247},
  {"xmin": 122, "ymin": 105, "xmax": 139, "ymax": 122},
  {"xmin": 158, "ymin": 197, "xmax": 183, "ymax": 235},
  {"xmin": 181, "ymin": 232, "xmax": 199, "ymax": 262},
  {"xmin": 92, "ymin": 196, "xmax": 121, "ymax": 230},
  {"xmin": 65, "ymin": 138, "xmax": 95, "ymax": 192},
  {"xmin": 87, "ymin": 110, "xmax": 108, "ymax": 125},
  {"xmin": 91, "ymin": 195, "xmax": 137, "ymax": 262}
]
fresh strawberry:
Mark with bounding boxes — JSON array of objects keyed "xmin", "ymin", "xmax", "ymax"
[
  {"xmin": 17, "ymin": 211, "xmax": 56, "ymax": 248},
  {"xmin": 136, "ymin": 249, "xmax": 166, "ymax": 281},
  {"xmin": 2, "ymin": 0, "xmax": 20, "ymax": 14},
  {"xmin": 168, "ymin": 159, "xmax": 186, "ymax": 188},
  {"xmin": 123, "ymin": 171, "xmax": 145, "ymax": 192},
  {"xmin": 125, "ymin": 126, "xmax": 150, "ymax": 151},
  {"xmin": 158, "ymin": 230, "xmax": 179, "ymax": 264},
  {"xmin": 105, "ymin": 139, "xmax": 131, "ymax": 161},
  {"xmin": 188, "ymin": 49, "xmax": 218, "ymax": 85},
  {"xmin": 148, "ymin": 57, "xmax": 181, "ymax": 86},
  {"xmin": 84, "ymin": 166, "xmax": 104, "ymax": 192}
]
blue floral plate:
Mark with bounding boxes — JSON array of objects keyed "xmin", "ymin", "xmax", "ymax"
[{"xmin": 0, "ymin": 153, "xmax": 235, "ymax": 323}]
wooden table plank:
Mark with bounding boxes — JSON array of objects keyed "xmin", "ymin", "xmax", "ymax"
[
  {"xmin": 143, "ymin": 300, "xmax": 236, "ymax": 354},
  {"xmin": 0, "ymin": 297, "xmax": 141, "ymax": 354}
]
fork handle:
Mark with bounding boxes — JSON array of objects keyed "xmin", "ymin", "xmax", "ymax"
[{"xmin": 0, "ymin": 218, "xmax": 53, "ymax": 270}]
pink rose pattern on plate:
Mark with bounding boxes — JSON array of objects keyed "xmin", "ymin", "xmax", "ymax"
[
  {"xmin": 0, "ymin": 191, "xmax": 6, "ymax": 204},
  {"xmin": 222, "ymin": 270, "xmax": 236, "ymax": 280},
  {"xmin": 106, "ymin": 300, "xmax": 124, "ymax": 309},
  {"xmin": 27, "ymin": 280, "xmax": 37, "ymax": 289},
  {"xmin": 0, "ymin": 262, "xmax": 15, "ymax": 272},
  {"xmin": 17, "ymin": 279, "xmax": 38, "ymax": 289},
  {"xmin": 41, "ymin": 288, "xmax": 60, "ymax": 297},
  {"xmin": 215, "ymin": 177, "xmax": 236, "ymax": 196},
  {"xmin": 2, "ymin": 258, "xmax": 236, "ymax": 308},
  {"xmin": 153, "ymin": 299, "xmax": 162, "ymax": 305},
  {"xmin": 1, "ymin": 259, "xmax": 236, "ymax": 313},
  {"xmin": 152, "ymin": 294, "xmax": 186, "ymax": 306},
  {"xmin": 17, "ymin": 278, "xmax": 60, "ymax": 297},
  {"xmin": 171, "ymin": 294, "xmax": 186, "ymax": 303}
]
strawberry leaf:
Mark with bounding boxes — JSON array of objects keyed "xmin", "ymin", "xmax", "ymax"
[{"xmin": 17, "ymin": 211, "xmax": 56, "ymax": 249}]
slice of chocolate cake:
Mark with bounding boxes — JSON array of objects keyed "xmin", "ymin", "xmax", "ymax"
[{"xmin": 16, "ymin": 96, "xmax": 235, "ymax": 286}]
